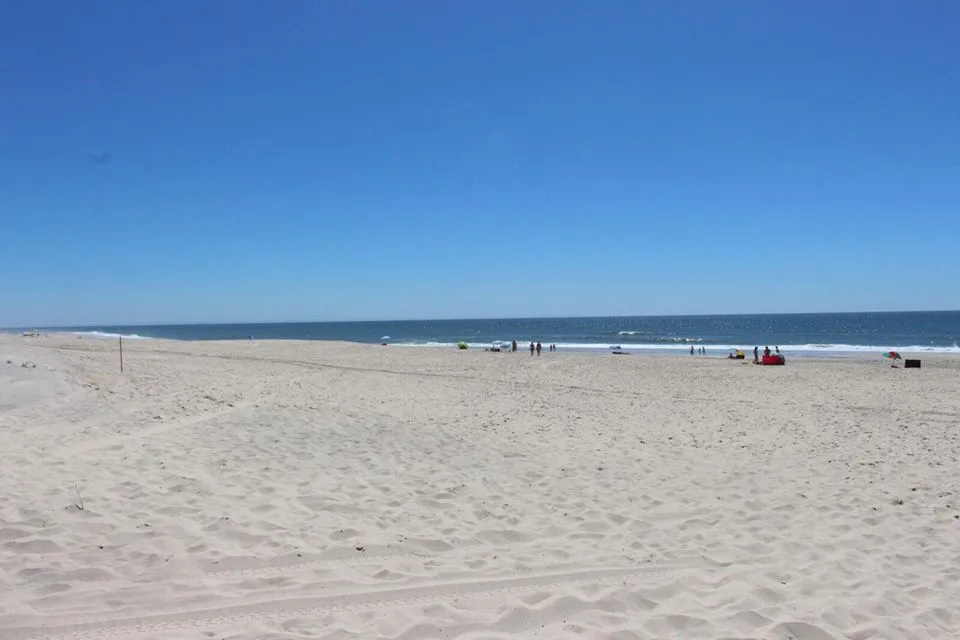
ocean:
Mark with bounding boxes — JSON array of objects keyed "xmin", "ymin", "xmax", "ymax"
[{"xmin": 21, "ymin": 311, "xmax": 960, "ymax": 355}]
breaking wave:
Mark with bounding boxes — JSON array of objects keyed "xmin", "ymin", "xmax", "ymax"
[{"xmin": 73, "ymin": 331, "xmax": 151, "ymax": 340}]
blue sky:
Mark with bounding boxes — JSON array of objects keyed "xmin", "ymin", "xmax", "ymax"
[{"xmin": 2, "ymin": 1, "xmax": 958, "ymax": 326}]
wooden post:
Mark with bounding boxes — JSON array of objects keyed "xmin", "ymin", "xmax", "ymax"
[{"xmin": 119, "ymin": 335, "xmax": 124, "ymax": 373}]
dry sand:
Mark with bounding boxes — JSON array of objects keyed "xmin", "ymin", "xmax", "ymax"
[{"xmin": 1, "ymin": 334, "xmax": 958, "ymax": 640}]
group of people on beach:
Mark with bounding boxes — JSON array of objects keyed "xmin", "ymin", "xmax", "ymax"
[
  {"xmin": 508, "ymin": 340, "xmax": 556, "ymax": 355},
  {"xmin": 752, "ymin": 345, "xmax": 781, "ymax": 363},
  {"xmin": 502, "ymin": 342, "xmax": 784, "ymax": 358}
]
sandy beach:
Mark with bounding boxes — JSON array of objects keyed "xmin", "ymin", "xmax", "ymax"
[{"xmin": 1, "ymin": 334, "xmax": 958, "ymax": 639}]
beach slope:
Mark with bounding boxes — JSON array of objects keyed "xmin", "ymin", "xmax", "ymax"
[{"xmin": 1, "ymin": 335, "xmax": 958, "ymax": 639}]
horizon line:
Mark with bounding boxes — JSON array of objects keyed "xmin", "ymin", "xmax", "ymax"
[{"xmin": 6, "ymin": 308, "xmax": 959, "ymax": 330}]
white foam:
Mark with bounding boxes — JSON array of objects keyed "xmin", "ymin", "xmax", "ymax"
[
  {"xmin": 618, "ymin": 332, "xmax": 703, "ymax": 343},
  {"xmin": 73, "ymin": 331, "xmax": 151, "ymax": 341},
  {"xmin": 393, "ymin": 341, "xmax": 492, "ymax": 349},
  {"xmin": 783, "ymin": 343, "xmax": 960, "ymax": 354}
]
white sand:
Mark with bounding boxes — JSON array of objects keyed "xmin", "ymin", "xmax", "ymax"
[{"xmin": 1, "ymin": 334, "xmax": 958, "ymax": 640}]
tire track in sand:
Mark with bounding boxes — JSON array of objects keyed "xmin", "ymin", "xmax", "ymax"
[
  {"xmin": 201, "ymin": 550, "xmax": 428, "ymax": 579},
  {"xmin": 12, "ymin": 562, "xmax": 689, "ymax": 639}
]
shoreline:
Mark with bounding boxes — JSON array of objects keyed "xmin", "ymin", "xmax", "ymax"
[
  {"xmin": 4, "ymin": 334, "xmax": 959, "ymax": 375},
  {"xmin": 4, "ymin": 310, "xmax": 959, "ymax": 357},
  {"xmin": 7, "ymin": 331, "xmax": 959, "ymax": 362}
]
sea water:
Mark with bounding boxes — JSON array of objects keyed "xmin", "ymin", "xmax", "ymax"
[{"xmin": 25, "ymin": 311, "xmax": 960, "ymax": 355}]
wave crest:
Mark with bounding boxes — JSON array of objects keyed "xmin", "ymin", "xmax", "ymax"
[{"xmin": 73, "ymin": 331, "xmax": 151, "ymax": 340}]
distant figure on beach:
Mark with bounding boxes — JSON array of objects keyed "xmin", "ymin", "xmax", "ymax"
[
  {"xmin": 753, "ymin": 346, "xmax": 759, "ymax": 363},
  {"xmin": 512, "ymin": 340, "xmax": 518, "ymax": 353},
  {"xmin": 530, "ymin": 341, "xmax": 535, "ymax": 355},
  {"xmin": 764, "ymin": 346, "xmax": 771, "ymax": 357},
  {"xmin": 536, "ymin": 341, "xmax": 542, "ymax": 356},
  {"xmin": 775, "ymin": 346, "xmax": 780, "ymax": 355},
  {"xmin": 690, "ymin": 345, "xmax": 695, "ymax": 355}
]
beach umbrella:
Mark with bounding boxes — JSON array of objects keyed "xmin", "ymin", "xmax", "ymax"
[{"xmin": 883, "ymin": 351, "xmax": 902, "ymax": 360}]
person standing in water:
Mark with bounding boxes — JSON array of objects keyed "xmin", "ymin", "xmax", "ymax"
[
  {"xmin": 536, "ymin": 341, "xmax": 542, "ymax": 356},
  {"xmin": 530, "ymin": 341, "xmax": 535, "ymax": 356}
]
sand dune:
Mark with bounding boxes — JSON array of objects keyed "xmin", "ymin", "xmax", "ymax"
[{"xmin": 1, "ymin": 334, "xmax": 958, "ymax": 639}]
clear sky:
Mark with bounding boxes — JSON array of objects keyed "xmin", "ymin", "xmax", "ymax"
[{"xmin": 2, "ymin": 1, "xmax": 958, "ymax": 326}]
